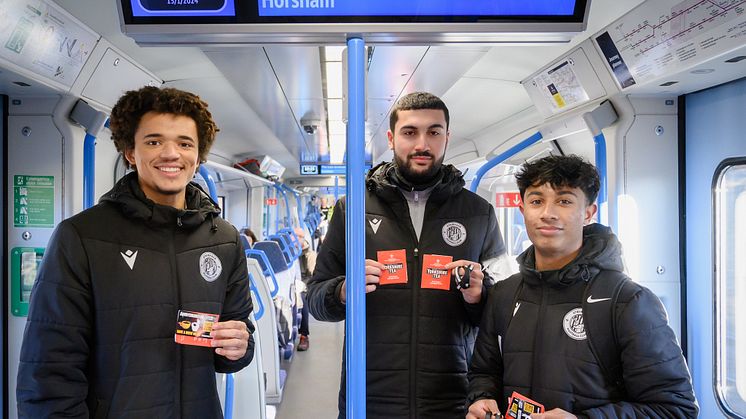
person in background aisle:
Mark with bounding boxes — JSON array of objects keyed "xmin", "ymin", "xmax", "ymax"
[
  {"xmin": 307, "ymin": 91, "xmax": 513, "ymax": 418},
  {"xmin": 17, "ymin": 86, "xmax": 254, "ymax": 419},
  {"xmin": 466, "ymin": 154, "xmax": 698, "ymax": 419},
  {"xmin": 294, "ymin": 227, "xmax": 317, "ymax": 351},
  {"xmin": 240, "ymin": 227, "xmax": 258, "ymax": 251}
]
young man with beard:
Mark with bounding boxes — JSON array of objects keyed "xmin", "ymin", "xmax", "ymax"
[
  {"xmin": 466, "ymin": 155, "xmax": 697, "ymax": 418},
  {"xmin": 17, "ymin": 87, "xmax": 253, "ymax": 418},
  {"xmin": 307, "ymin": 92, "xmax": 512, "ymax": 418}
]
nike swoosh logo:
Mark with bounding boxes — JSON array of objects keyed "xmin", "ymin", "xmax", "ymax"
[
  {"xmin": 121, "ymin": 250, "xmax": 138, "ymax": 270},
  {"xmin": 587, "ymin": 295, "xmax": 611, "ymax": 304}
]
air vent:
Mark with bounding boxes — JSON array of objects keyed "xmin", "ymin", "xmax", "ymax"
[
  {"xmin": 725, "ymin": 55, "xmax": 746, "ymax": 63},
  {"xmin": 660, "ymin": 81, "xmax": 679, "ymax": 87},
  {"xmin": 12, "ymin": 81, "xmax": 31, "ymax": 87}
]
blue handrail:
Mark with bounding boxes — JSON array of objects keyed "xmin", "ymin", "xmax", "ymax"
[
  {"xmin": 245, "ymin": 249, "xmax": 279, "ymax": 298},
  {"xmin": 197, "ymin": 166, "xmax": 218, "ymax": 202},
  {"xmin": 346, "ymin": 36, "xmax": 367, "ymax": 419},
  {"xmin": 469, "ymin": 132, "xmax": 544, "ymax": 193},
  {"xmin": 594, "ymin": 132, "xmax": 608, "ymax": 225},
  {"xmin": 275, "ymin": 183, "xmax": 291, "ymax": 229},
  {"xmin": 248, "ymin": 272, "xmax": 265, "ymax": 321},
  {"xmin": 224, "ymin": 373, "xmax": 235, "ymax": 419},
  {"xmin": 83, "ymin": 133, "xmax": 97, "ymax": 210}
]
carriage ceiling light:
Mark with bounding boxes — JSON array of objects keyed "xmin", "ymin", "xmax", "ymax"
[
  {"xmin": 690, "ymin": 68, "xmax": 715, "ymax": 74},
  {"xmin": 325, "ymin": 46, "xmax": 346, "ymax": 164}
]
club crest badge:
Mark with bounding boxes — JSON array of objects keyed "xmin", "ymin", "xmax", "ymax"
[
  {"xmin": 199, "ymin": 252, "xmax": 222, "ymax": 282},
  {"xmin": 563, "ymin": 308, "xmax": 586, "ymax": 340},
  {"xmin": 441, "ymin": 222, "xmax": 467, "ymax": 247}
]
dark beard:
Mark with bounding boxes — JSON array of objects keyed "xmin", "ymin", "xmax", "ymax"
[{"xmin": 393, "ymin": 151, "xmax": 445, "ymax": 185}]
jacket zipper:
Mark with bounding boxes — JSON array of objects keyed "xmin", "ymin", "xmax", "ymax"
[
  {"xmin": 169, "ymin": 221, "xmax": 183, "ymax": 417},
  {"xmin": 403, "ymin": 189, "xmax": 421, "ymax": 419},
  {"xmin": 530, "ymin": 280, "xmax": 548, "ymax": 398}
]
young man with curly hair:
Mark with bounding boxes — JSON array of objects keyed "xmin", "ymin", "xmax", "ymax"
[{"xmin": 17, "ymin": 86, "xmax": 254, "ymax": 418}]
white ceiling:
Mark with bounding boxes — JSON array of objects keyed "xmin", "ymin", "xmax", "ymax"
[{"xmin": 44, "ymin": 0, "xmax": 646, "ymax": 177}]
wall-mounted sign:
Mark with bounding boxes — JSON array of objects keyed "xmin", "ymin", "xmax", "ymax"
[
  {"xmin": 13, "ymin": 175, "xmax": 54, "ymax": 227},
  {"xmin": 496, "ymin": 192, "xmax": 521, "ymax": 208},
  {"xmin": 265, "ymin": 198, "xmax": 278, "ymax": 206},
  {"xmin": 300, "ymin": 164, "xmax": 319, "ymax": 175}
]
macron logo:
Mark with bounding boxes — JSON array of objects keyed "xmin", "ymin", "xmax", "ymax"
[
  {"xmin": 586, "ymin": 295, "xmax": 611, "ymax": 304},
  {"xmin": 121, "ymin": 250, "xmax": 138, "ymax": 270},
  {"xmin": 513, "ymin": 302, "xmax": 521, "ymax": 317},
  {"xmin": 368, "ymin": 218, "xmax": 382, "ymax": 234}
]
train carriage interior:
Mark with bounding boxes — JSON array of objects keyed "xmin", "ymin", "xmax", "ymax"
[{"xmin": 2, "ymin": 0, "xmax": 746, "ymax": 417}]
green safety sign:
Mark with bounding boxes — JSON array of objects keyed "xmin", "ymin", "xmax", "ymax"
[{"xmin": 14, "ymin": 175, "xmax": 55, "ymax": 228}]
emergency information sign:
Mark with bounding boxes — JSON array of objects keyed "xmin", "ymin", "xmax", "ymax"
[{"xmin": 496, "ymin": 192, "xmax": 521, "ymax": 208}]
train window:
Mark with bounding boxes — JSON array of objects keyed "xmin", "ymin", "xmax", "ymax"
[{"xmin": 714, "ymin": 159, "xmax": 746, "ymax": 417}]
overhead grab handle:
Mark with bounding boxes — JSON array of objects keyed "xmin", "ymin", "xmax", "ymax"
[
  {"xmin": 69, "ymin": 99, "xmax": 109, "ymax": 210},
  {"xmin": 582, "ymin": 100, "xmax": 619, "ymax": 226}
]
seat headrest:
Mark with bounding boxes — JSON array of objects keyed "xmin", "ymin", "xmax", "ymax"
[{"xmin": 253, "ymin": 241, "xmax": 289, "ymax": 273}]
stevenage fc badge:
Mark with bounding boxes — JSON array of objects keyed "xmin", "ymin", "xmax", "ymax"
[
  {"xmin": 199, "ymin": 252, "xmax": 222, "ymax": 282},
  {"xmin": 563, "ymin": 308, "xmax": 586, "ymax": 340},
  {"xmin": 442, "ymin": 221, "xmax": 467, "ymax": 247}
]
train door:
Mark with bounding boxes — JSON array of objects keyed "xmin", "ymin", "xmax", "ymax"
[{"xmin": 686, "ymin": 76, "xmax": 746, "ymax": 417}]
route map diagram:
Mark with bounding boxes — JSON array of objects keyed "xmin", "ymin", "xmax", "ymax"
[{"xmin": 595, "ymin": 0, "xmax": 746, "ymax": 88}]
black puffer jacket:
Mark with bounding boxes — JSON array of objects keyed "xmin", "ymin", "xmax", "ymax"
[
  {"xmin": 468, "ymin": 224, "xmax": 698, "ymax": 418},
  {"xmin": 307, "ymin": 162, "xmax": 505, "ymax": 419},
  {"xmin": 17, "ymin": 172, "xmax": 254, "ymax": 419}
]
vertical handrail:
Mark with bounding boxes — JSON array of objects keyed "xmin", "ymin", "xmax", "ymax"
[
  {"xmin": 346, "ymin": 36, "xmax": 366, "ymax": 419},
  {"xmin": 469, "ymin": 132, "xmax": 544, "ymax": 193},
  {"xmin": 83, "ymin": 133, "xmax": 97, "ymax": 210},
  {"xmin": 197, "ymin": 166, "xmax": 218, "ymax": 202},
  {"xmin": 224, "ymin": 373, "xmax": 235, "ymax": 419},
  {"xmin": 334, "ymin": 176, "xmax": 339, "ymax": 201},
  {"xmin": 593, "ymin": 133, "xmax": 608, "ymax": 225},
  {"xmin": 275, "ymin": 183, "xmax": 291, "ymax": 228}
]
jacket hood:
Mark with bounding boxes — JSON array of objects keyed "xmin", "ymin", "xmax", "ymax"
[
  {"xmin": 517, "ymin": 223, "xmax": 625, "ymax": 288},
  {"xmin": 100, "ymin": 171, "xmax": 221, "ymax": 230},
  {"xmin": 365, "ymin": 161, "xmax": 465, "ymax": 204}
]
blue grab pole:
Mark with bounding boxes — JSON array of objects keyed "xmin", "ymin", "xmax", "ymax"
[
  {"xmin": 593, "ymin": 132, "xmax": 608, "ymax": 225},
  {"xmin": 224, "ymin": 373, "xmax": 235, "ymax": 419},
  {"xmin": 197, "ymin": 166, "xmax": 218, "ymax": 202},
  {"xmin": 83, "ymin": 133, "xmax": 97, "ymax": 210},
  {"xmin": 334, "ymin": 176, "xmax": 339, "ymax": 201},
  {"xmin": 346, "ymin": 36, "xmax": 366, "ymax": 419},
  {"xmin": 275, "ymin": 184, "xmax": 291, "ymax": 228},
  {"xmin": 469, "ymin": 132, "xmax": 544, "ymax": 193}
]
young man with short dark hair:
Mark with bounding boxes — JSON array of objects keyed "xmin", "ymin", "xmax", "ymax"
[
  {"xmin": 17, "ymin": 86, "xmax": 254, "ymax": 418},
  {"xmin": 466, "ymin": 154, "xmax": 698, "ymax": 418},
  {"xmin": 307, "ymin": 92, "xmax": 512, "ymax": 418}
]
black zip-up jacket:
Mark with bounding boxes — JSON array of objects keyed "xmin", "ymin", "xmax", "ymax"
[
  {"xmin": 17, "ymin": 172, "xmax": 255, "ymax": 419},
  {"xmin": 307, "ymin": 162, "xmax": 505, "ymax": 419},
  {"xmin": 468, "ymin": 224, "xmax": 698, "ymax": 418}
]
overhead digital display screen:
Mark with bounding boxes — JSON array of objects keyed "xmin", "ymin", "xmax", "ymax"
[
  {"xmin": 121, "ymin": 0, "xmax": 588, "ymax": 44},
  {"xmin": 258, "ymin": 1, "xmax": 577, "ymax": 17},
  {"xmin": 123, "ymin": 0, "xmax": 585, "ymax": 22}
]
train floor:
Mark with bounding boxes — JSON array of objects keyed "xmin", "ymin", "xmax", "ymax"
[{"xmin": 271, "ymin": 316, "xmax": 345, "ymax": 419}]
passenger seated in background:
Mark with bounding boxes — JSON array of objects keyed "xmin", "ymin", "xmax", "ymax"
[
  {"xmin": 466, "ymin": 155, "xmax": 698, "ymax": 419},
  {"xmin": 294, "ymin": 227, "xmax": 317, "ymax": 351},
  {"xmin": 240, "ymin": 227, "xmax": 258, "ymax": 250},
  {"xmin": 17, "ymin": 86, "xmax": 254, "ymax": 418}
]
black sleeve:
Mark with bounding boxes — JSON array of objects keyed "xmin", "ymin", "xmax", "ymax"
[
  {"xmin": 480, "ymin": 200, "xmax": 506, "ymax": 262},
  {"xmin": 306, "ymin": 198, "xmax": 347, "ymax": 322},
  {"xmin": 214, "ymin": 231, "xmax": 255, "ymax": 373},
  {"xmin": 579, "ymin": 287, "xmax": 698, "ymax": 418},
  {"xmin": 464, "ymin": 201, "xmax": 505, "ymax": 326},
  {"xmin": 17, "ymin": 222, "xmax": 92, "ymax": 418},
  {"xmin": 467, "ymin": 284, "xmax": 505, "ymax": 406}
]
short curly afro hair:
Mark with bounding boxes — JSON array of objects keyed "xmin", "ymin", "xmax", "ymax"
[{"xmin": 109, "ymin": 86, "xmax": 218, "ymax": 168}]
